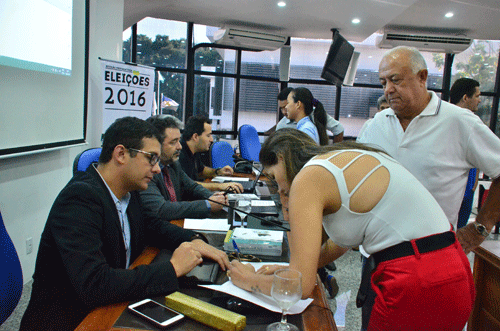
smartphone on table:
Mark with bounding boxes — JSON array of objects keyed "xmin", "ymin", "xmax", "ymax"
[{"xmin": 128, "ymin": 298, "xmax": 184, "ymax": 328}]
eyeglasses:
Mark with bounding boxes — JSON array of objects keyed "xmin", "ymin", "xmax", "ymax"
[{"xmin": 128, "ymin": 148, "xmax": 160, "ymax": 166}]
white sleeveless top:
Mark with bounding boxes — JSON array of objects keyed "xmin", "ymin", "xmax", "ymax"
[{"xmin": 303, "ymin": 150, "xmax": 450, "ymax": 254}]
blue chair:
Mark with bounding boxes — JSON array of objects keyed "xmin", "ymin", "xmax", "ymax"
[
  {"xmin": 73, "ymin": 147, "xmax": 102, "ymax": 174},
  {"xmin": 211, "ymin": 141, "xmax": 235, "ymax": 169},
  {"xmin": 0, "ymin": 210, "xmax": 23, "ymax": 326},
  {"xmin": 238, "ymin": 124, "xmax": 261, "ymax": 162},
  {"xmin": 457, "ymin": 168, "xmax": 477, "ymax": 229}
]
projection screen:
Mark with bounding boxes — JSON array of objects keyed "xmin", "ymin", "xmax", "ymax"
[{"xmin": 0, "ymin": 0, "xmax": 88, "ymax": 158}]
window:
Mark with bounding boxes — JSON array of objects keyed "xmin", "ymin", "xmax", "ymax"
[
  {"xmin": 193, "ymin": 75, "xmax": 236, "ymax": 132},
  {"xmin": 241, "ymin": 49, "xmax": 280, "ymax": 79},
  {"xmin": 339, "ymin": 86, "xmax": 385, "ymax": 137},
  {"xmin": 157, "ymin": 71, "xmax": 185, "ymax": 120},
  {"xmin": 452, "ymin": 40, "xmax": 500, "ymax": 93},
  {"xmin": 123, "ymin": 21, "xmax": 500, "ymax": 139},
  {"xmin": 476, "ymin": 95, "xmax": 493, "ymax": 126},
  {"xmin": 122, "ymin": 27, "xmax": 132, "ymax": 62},
  {"xmin": 136, "ymin": 18, "xmax": 187, "ymax": 68},
  {"xmin": 238, "ymin": 79, "xmax": 280, "ymax": 132}
]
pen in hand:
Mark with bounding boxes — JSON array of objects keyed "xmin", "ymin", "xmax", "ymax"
[{"xmin": 232, "ymin": 239, "xmax": 242, "ymax": 262}]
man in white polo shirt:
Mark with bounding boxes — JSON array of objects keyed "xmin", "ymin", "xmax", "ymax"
[{"xmin": 357, "ymin": 46, "xmax": 500, "ymax": 330}]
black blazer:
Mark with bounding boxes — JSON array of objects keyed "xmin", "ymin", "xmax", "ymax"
[
  {"xmin": 20, "ymin": 165, "xmax": 196, "ymax": 331},
  {"xmin": 140, "ymin": 161, "xmax": 213, "ymax": 221}
]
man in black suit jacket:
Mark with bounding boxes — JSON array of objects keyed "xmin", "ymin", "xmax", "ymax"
[
  {"xmin": 20, "ymin": 117, "xmax": 230, "ymax": 331},
  {"xmin": 141, "ymin": 115, "xmax": 228, "ymax": 221}
]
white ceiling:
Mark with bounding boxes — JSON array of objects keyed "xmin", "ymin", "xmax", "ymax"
[{"xmin": 123, "ymin": 0, "xmax": 500, "ymax": 42}]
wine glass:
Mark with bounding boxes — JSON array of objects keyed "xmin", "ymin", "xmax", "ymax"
[
  {"xmin": 253, "ymin": 162, "xmax": 263, "ymax": 176},
  {"xmin": 267, "ymin": 269, "xmax": 302, "ymax": 331},
  {"xmin": 234, "ymin": 196, "xmax": 252, "ymax": 227}
]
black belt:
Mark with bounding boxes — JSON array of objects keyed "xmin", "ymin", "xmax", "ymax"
[
  {"xmin": 356, "ymin": 231, "xmax": 456, "ymax": 308},
  {"xmin": 372, "ymin": 231, "xmax": 456, "ymax": 265}
]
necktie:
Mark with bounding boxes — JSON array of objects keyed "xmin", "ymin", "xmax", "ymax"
[{"xmin": 162, "ymin": 167, "xmax": 177, "ymax": 202}]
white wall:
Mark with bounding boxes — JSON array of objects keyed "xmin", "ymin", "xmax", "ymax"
[{"xmin": 0, "ymin": 0, "xmax": 125, "ymax": 284}]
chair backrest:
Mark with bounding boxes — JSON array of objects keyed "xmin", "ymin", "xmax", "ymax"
[
  {"xmin": 73, "ymin": 147, "xmax": 102, "ymax": 175},
  {"xmin": 238, "ymin": 125, "xmax": 261, "ymax": 162},
  {"xmin": 210, "ymin": 141, "xmax": 235, "ymax": 169},
  {"xmin": 0, "ymin": 211, "xmax": 23, "ymax": 325}
]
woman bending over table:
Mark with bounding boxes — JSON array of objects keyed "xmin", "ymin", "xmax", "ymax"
[{"xmin": 228, "ymin": 128, "xmax": 474, "ymax": 330}]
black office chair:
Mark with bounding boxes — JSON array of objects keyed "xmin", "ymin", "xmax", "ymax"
[
  {"xmin": 238, "ymin": 124, "xmax": 261, "ymax": 162},
  {"xmin": 0, "ymin": 210, "xmax": 23, "ymax": 325},
  {"xmin": 210, "ymin": 141, "xmax": 236, "ymax": 169},
  {"xmin": 73, "ymin": 147, "xmax": 102, "ymax": 174}
]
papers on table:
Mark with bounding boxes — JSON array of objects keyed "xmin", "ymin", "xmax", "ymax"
[
  {"xmin": 251, "ymin": 200, "xmax": 275, "ymax": 207},
  {"xmin": 183, "ymin": 218, "xmax": 230, "ymax": 232},
  {"xmin": 212, "ymin": 176, "xmax": 251, "ymax": 183},
  {"xmin": 226, "ymin": 193, "xmax": 259, "ymax": 201},
  {"xmin": 200, "ymin": 262, "xmax": 314, "ymax": 314}
]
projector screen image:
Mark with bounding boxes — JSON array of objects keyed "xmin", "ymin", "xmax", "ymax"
[
  {"xmin": 0, "ymin": 0, "xmax": 72, "ymax": 75},
  {"xmin": 0, "ymin": 0, "xmax": 87, "ymax": 157}
]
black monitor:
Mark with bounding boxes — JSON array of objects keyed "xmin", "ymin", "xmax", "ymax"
[{"xmin": 321, "ymin": 30, "xmax": 355, "ymax": 86}]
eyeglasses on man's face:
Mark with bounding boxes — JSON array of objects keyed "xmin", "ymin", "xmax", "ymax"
[{"xmin": 128, "ymin": 148, "xmax": 160, "ymax": 166}]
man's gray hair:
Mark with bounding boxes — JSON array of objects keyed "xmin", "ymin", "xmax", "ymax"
[
  {"xmin": 159, "ymin": 114, "xmax": 184, "ymax": 130},
  {"xmin": 384, "ymin": 46, "xmax": 427, "ymax": 74},
  {"xmin": 377, "ymin": 95, "xmax": 388, "ymax": 109}
]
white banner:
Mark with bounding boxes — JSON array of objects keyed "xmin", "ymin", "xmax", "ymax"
[{"xmin": 100, "ymin": 59, "xmax": 155, "ymax": 132}]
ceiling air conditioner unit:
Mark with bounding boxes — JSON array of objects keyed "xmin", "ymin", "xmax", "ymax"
[
  {"xmin": 213, "ymin": 28, "xmax": 287, "ymax": 51},
  {"xmin": 376, "ymin": 30, "xmax": 472, "ymax": 54}
]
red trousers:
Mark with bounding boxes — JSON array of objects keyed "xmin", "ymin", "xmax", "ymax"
[{"xmin": 367, "ymin": 237, "xmax": 475, "ymax": 331}]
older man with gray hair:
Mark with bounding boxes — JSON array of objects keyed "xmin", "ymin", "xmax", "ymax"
[{"xmin": 357, "ymin": 46, "xmax": 500, "ymax": 330}]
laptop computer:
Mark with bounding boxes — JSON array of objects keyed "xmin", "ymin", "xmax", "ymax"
[{"xmin": 223, "ymin": 175, "xmax": 262, "ymax": 193}]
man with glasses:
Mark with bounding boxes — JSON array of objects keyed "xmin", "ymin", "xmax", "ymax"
[{"xmin": 21, "ymin": 117, "xmax": 230, "ymax": 331}]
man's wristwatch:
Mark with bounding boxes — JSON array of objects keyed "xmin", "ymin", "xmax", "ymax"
[
  {"xmin": 472, "ymin": 222, "xmax": 490, "ymax": 237},
  {"xmin": 190, "ymin": 233, "xmax": 208, "ymax": 243}
]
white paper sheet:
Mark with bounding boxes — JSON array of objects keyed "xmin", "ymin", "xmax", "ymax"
[
  {"xmin": 183, "ymin": 218, "xmax": 230, "ymax": 232},
  {"xmin": 251, "ymin": 200, "xmax": 275, "ymax": 207},
  {"xmin": 227, "ymin": 193, "xmax": 259, "ymax": 201},
  {"xmin": 212, "ymin": 176, "xmax": 251, "ymax": 183},
  {"xmin": 200, "ymin": 262, "xmax": 314, "ymax": 314}
]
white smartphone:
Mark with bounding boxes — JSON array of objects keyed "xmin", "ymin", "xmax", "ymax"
[{"xmin": 128, "ymin": 299, "xmax": 184, "ymax": 328}]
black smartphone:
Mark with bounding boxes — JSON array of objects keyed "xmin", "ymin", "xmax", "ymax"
[{"xmin": 128, "ymin": 299, "xmax": 184, "ymax": 328}]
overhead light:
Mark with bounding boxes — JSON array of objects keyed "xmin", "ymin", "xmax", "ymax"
[
  {"xmin": 445, "ymin": 12, "xmax": 454, "ymax": 18},
  {"xmin": 277, "ymin": 1, "xmax": 286, "ymax": 7},
  {"xmin": 352, "ymin": 18, "xmax": 361, "ymax": 24}
]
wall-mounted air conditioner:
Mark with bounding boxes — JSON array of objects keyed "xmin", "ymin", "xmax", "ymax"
[
  {"xmin": 213, "ymin": 27, "xmax": 287, "ymax": 51},
  {"xmin": 376, "ymin": 30, "xmax": 472, "ymax": 54}
]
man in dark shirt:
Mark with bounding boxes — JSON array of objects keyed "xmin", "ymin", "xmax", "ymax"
[
  {"xmin": 179, "ymin": 115, "xmax": 243, "ymax": 192},
  {"xmin": 140, "ymin": 115, "xmax": 228, "ymax": 220},
  {"xmin": 20, "ymin": 117, "xmax": 230, "ymax": 331}
]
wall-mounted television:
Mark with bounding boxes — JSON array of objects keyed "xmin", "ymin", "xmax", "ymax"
[{"xmin": 321, "ymin": 30, "xmax": 355, "ymax": 87}]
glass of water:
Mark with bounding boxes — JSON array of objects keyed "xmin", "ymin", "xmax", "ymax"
[
  {"xmin": 234, "ymin": 196, "xmax": 252, "ymax": 227},
  {"xmin": 267, "ymin": 269, "xmax": 302, "ymax": 331}
]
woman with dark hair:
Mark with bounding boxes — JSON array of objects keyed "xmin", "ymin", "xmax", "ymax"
[
  {"xmin": 228, "ymin": 129, "xmax": 474, "ymax": 330},
  {"xmin": 285, "ymin": 87, "xmax": 329, "ymax": 145}
]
